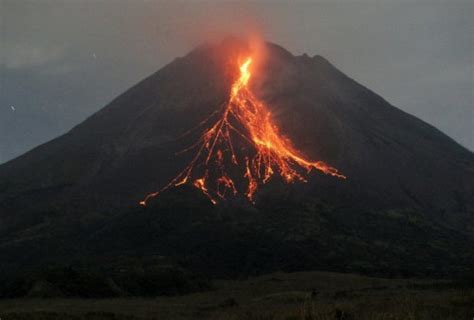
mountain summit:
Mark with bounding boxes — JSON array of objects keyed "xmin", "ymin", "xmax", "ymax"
[{"xmin": 1, "ymin": 38, "xmax": 473, "ymax": 276}]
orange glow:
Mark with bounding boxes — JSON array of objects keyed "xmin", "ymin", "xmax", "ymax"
[{"xmin": 140, "ymin": 56, "xmax": 345, "ymax": 206}]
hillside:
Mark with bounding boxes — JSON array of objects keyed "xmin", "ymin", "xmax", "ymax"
[{"xmin": 0, "ymin": 38, "xmax": 473, "ymax": 277}]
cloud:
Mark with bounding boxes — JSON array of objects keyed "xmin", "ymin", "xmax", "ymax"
[
  {"xmin": 1, "ymin": 42, "xmax": 65, "ymax": 69},
  {"xmin": 0, "ymin": 0, "xmax": 472, "ymax": 164}
]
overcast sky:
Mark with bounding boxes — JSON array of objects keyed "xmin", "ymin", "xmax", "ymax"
[{"xmin": 1, "ymin": 0, "xmax": 473, "ymax": 163}]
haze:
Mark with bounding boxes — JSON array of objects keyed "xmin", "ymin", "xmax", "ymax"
[{"xmin": 1, "ymin": 0, "xmax": 472, "ymax": 163}]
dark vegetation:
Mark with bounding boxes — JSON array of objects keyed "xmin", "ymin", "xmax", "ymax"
[
  {"xmin": 0, "ymin": 256, "xmax": 210, "ymax": 298},
  {"xmin": 1, "ymin": 188, "xmax": 473, "ymax": 299}
]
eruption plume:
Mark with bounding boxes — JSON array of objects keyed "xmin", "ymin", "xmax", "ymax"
[{"xmin": 140, "ymin": 56, "xmax": 345, "ymax": 206}]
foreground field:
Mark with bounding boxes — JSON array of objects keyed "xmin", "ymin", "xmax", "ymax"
[{"xmin": 0, "ymin": 271, "xmax": 473, "ymax": 319}]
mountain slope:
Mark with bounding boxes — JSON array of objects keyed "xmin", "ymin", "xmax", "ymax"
[{"xmin": 0, "ymin": 38, "xmax": 473, "ymax": 276}]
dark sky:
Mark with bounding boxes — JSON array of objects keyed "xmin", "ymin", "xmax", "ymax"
[{"xmin": 1, "ymin": 0, "xmax": 473, "ymax": 164}]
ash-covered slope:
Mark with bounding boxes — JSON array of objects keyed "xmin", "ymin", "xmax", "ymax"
[{"xmin": 0, "ymin": 38, "xmax": 473, "ymax": 276}]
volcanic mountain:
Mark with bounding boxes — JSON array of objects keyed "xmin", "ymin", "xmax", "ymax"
[{"xmin": 1, "ymin": 38, "xmax": 473, "ymax": 277}]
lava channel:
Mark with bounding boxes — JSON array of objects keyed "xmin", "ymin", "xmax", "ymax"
[{"xmin": 140, "ymin": 57, "xmax": 345, "ymax": 206}]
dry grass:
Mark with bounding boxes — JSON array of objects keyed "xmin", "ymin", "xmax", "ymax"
[{"xmin": 0, "ymin": 271, "xmax": 472, "ymax": 319}]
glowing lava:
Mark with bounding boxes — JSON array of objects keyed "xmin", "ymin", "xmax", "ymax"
[{"xmin": 140, "ymin": 56, "xmax": 345, "ymax": 206}]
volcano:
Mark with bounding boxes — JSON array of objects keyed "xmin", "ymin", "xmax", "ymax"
[{"xmin": 0, "ymin": 38, "xmax": 473, "ymax": 277}]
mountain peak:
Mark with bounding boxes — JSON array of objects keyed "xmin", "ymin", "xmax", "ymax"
[{"xmin": 0, "ymin": 39, "xmax": 473, "ymax": 277}]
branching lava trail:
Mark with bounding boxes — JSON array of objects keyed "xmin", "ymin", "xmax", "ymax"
[{"xmin": 140, "ymin": 57, "xmax": 345, "ymax": 206}]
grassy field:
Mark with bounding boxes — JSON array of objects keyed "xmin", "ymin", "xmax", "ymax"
[{"xmin": 0, "ymin": 271, "xmax": 473, "ymax": 319}]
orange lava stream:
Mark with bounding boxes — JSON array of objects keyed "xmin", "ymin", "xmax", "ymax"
[{"xmin": 140, "ymin": 57, "xmax": 345, "ymax": 206}]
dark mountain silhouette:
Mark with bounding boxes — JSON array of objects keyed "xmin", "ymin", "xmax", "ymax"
[{"xmin": 1, "ymin": 38, "xmax": 473, "ymax": 278}]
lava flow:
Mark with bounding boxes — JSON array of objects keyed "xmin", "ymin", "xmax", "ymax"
[{"xmin": 140, "ymin": 56, "xmax": 345, "ymax": 206}]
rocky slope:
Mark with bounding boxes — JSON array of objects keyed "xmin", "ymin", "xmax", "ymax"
[{"xmin": 1, "ymin": 38, "xmax": 473, "ymax": 276}]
